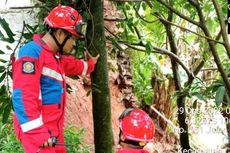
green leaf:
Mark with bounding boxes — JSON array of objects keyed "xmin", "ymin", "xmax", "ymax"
[
  {"xmin": 0, "ymin": 59, "xmax": 8, "ymax": 63},
  {"xmin": 66, "ymin": 83, "xmax": 73, "ymax": 94},
  {"xmin": 6, "ymin": 45, "xmax": 12, "ymax": 50},
  {"xmin": 23, "ymin": 33, "xmax": 33, "ymax": 40},
  {"xmin": 0, "ymin": 85, "xmax": 6, "ymax": 95},
  {"xmin": 222, "ymin": 5, "xmax": 227, "ymax": 15},
  {"xmin": 25, "ymin": 24, "xmax": 35, "ymax": 32},
  {"xmin": 0, "ymin": 72, "xmax": 6, "ymax": 83},
  {"xmin": 127, "ymin": 23, "xmax": 134, "ymax": 33},
  {"xmin": 86, "ymin": 90, "xmax": 91, "ymax": 97},
  {"xmin": 145, "ymin": 41, "xmax": 152, "ymax": 54},
  {"xmin": 2, "ymin": 102, "xmax": 11, "ymax": 124},
  {"xmin": 0, "ymin": 66, "xmax": 5, "ymax": 73},
  {"xmin": 68, "ymin": 75, "xmax": 80, "ymax": 80},
  {"xmin": 0, "ymin": 50, "xmax": 5, "ymax": 54},
  {"xmin": 0, "ymin": 17, "xmax": 15, "ymax": 43},
  {"xmin": 0, "ymin": 103, "xmax": 5, "ymax": 115},
  {"xmin": 226, "ymin": 94, "xmax": 230, "ymax": 106},
  {"xmin": 125, "ymin": 4, "xmax": 131, "ymax": 10},
  {"xmin": 215, "ymin": 86, "xmax": 225, "ymax": 106},
  {"xmin": 193, "ymin": 92, "xmax": 204, "ymax": 101},
  {"xmin": 142, "ymin": 2, "xmax": 147, "ymax": 10},
  {"xmin": 193, "ymin": 99, "xmax": 198, "ymax": 109}
]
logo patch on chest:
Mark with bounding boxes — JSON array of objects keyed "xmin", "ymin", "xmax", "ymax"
[{"xmin": 22, "ymin": 61, "xmax": 35, "ymax": 74}]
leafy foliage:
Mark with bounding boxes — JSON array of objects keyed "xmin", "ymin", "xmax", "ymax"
[
  {"xmin": 132, "ymin": 54, "xmax": 154, "ymax": 105},
  {"xmin": 0, "ymin": 18, "xmax": 15, "ymax": 43},
  {"xmin": 0, "ymin": 17, "xmax": 15, "ymax": 123},
  {"xmin": 0, "ymin": 118, "xmax": 23, "ymax": 153},
  {"xmin": 0, "ymin": 117, "xmax": 91, "ymax": 153},
  {"xmin": 132, "ymin": 52, "xmax": 170, "ymax": 105},
  {"xmin": 111, "ymin": 0, "xmax": 230, "ymax": 149},
  {"xmin": 64, "ymin": 126, "xmax": 91, "ymax": 153}
]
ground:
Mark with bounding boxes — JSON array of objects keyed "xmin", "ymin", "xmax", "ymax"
[{"xmin": 64, "ymin": 71, "xmax": 125, "ymax": 151}]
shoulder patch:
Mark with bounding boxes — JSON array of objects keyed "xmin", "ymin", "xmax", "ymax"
[{"xmin": 22, "ymin": 61, "xmax": 35, "ymax": 74}]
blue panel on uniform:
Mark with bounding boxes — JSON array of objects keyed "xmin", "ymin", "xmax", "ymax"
[
  {"xmin": 12, "ymin": 89, "xmax": 29, "ymax": 124},
  {"xmin": 40, "ymin": 76, "xmax": 62, "ymax": 105},
  {"xmin": 18, "ymin": 41, "xmax": 42, "ymax": 59}
]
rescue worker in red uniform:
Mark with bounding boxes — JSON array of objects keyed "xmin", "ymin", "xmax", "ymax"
[
  {"xmin": 117, "ymin": 108, "xmax": 155, "ymax": 153},
  {"xmin": 12, "ymin": 5, "xmax": 99, "ymax": 153}
]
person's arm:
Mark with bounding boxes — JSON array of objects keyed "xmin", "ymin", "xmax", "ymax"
[
  {"xmin": 12, "ymin": 47, "xmax": 50, "ymax": 147},
  {"xmin": 61, "ymin": 51, "xmax": 99, "ymax": 76}
]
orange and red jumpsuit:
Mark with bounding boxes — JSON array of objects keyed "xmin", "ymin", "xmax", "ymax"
[
  {"xmin": 12, "ymin": 34, "xmax": 95, "ymax": 153},
  {"xmin": 117, "ymin": 148, "xmax": 149, "ymax": 153}
]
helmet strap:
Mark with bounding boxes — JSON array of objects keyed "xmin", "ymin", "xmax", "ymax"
[
  {"xmin": 48, "ymin": 27, "xmax": 71, "ymax": 55},
  {"xmin": 120, "ymin": 140, "xmax": 143, "ymax": 148},
  {"xmin": 118, "ymin": 130, "xmax": 143, "ymax": 148}
]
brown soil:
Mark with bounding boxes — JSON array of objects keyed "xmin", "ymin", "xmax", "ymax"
[{"xmin": 64, "ymin": 71, "xmax": 125, "ymax": 149}]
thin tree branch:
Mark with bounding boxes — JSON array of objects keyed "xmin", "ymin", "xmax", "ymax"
[
  {"xmin": 215, "ymin": 29, "xmax": 222, "ymax": 42},
  {"xmin": 13, "ymin": 21, "xmax": 26, "ymax": 54},
  {"xmin": 211, "ymin": 0, "xmax": 230, "ymax": 58},
  {"xmin": 200, "ymin": 67, "xmax": 218, "ymax": 71},
  {"xmin": 193, "ymin": 8, "xmax": 224, "ymax": 77},
  {"xmin": 118, "ymin": 41, "xmax": 193, "ymax": 78},
  {"xmin": 133, "ymin": 26, "xmax": 141, "ymax": 41},
  {"xmin": 162, "ymin": 4, "xmax": 183, "ymax": 88},
  {"xmin": 156, "ymin": 0, "xmax": 200, "ymax": 27},
  {"xmin": 110, "ymin": 0, "xmax": 153, "ymax": 8},
  {"xmin": 193, "ymin": 2, "xmax": 230, "ymax": 96},
  {"xmin": 143, "ymin": 0, "xmax": 153, "ymax": 8},
  {"xmin": 133, "ymin": 6, "xmax": 159, "ymax": 23},
  {"xmin": 104, "ymin": 17, "xmax": 126, "ymax": 22},
  {"xmin": 104, "ymin": 26, "xmax": 119, "ymax": 38},
  {"xmin": 153, "ymin": 13, "xmax": 224, "ymax": 45},
  {"xmin": 187, "ymin": 0, "xmax": 198, "ymax": 7},
  {"xmin": 105, "ymin": 19, "xmax": 193, "ymax": 78},
  {"xmin": 9, "ymin": 5, "xmax": 45, "ymax": 9},
  {"xmin": 192, "ymin": 19, "xmax": 223, "ymax": 77},
  {"xmin": 7, "ymin": 22, "xmax": 26, "ymax": 95}
]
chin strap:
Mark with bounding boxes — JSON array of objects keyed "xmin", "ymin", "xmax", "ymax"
[
  {"xmin": 48, "ymin": 28, "xmax": 71, "ymax": 55},
  {"xmin": 118, "ymin": 130, "xmax": 143, "ymax": 148}
]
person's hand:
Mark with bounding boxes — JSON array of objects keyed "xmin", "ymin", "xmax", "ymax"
[
  {"xmin": 41, "ymin": 138, "xmax": 53, "ymax": 148},
  {"xmin": 85, "ymin": 51, "xmax": 100, "ymax": 64},
  {"xmin": 80, "ymin": 75, "xmax": 91, "ymax": 86}
]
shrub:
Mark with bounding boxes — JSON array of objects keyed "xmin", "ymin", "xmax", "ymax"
[{"xmin": 0, "ymin": 118, "xmax": 91, "ymax": 153}]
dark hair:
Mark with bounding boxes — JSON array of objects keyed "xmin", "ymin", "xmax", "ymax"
[{"xmin": 118, "ymin": 108, "xmax": 133, "ymax": 121}]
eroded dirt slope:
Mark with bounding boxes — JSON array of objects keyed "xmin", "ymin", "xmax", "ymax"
[{"xmin": 64, "ymin": 71, "xmax": 125, "ymax": 148}]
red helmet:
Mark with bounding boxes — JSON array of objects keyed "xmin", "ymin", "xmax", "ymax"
[
  {"xmin": 44, "ymin": 5, "xmax": 86, "ymax": 37},
  {"xmin": 119, "ymin": 108, "xmax": 155, "ymax": 142}
]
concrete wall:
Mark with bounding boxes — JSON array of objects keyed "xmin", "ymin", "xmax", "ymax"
[
  {"xmin": 0, "ymin": 0, "xmax": 37, "ymax": 59},
  {"xmin": 0, "ymin": 0, "xmax": 38, "ymax": 87}
]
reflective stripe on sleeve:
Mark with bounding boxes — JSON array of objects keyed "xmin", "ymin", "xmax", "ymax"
[
  {"xmin": 81, "ymin": 61, "xmax": 88, "ymax": 75},
  {"xmin": 21, "ymin": 115, "xmax": 43, "ymax": 132},
  {"xmin": 14, "ymin": 49, "xmax": 19, "ymax": 61},
  {"xmin": 39, "ymin": 89, "xmax": 42, "ymax": 100},
  {"xmin": 42, "ymin": 67, "xmax": 63, "ymax": 81}
]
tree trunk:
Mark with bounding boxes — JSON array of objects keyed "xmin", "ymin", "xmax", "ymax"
[
  {"xmin": 87, "ymin": 0, "xmax": 114, "ymax": 152},
  {"xmin": 162, "ymin": 6, "xmax": 190, "ymax": 150}
]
